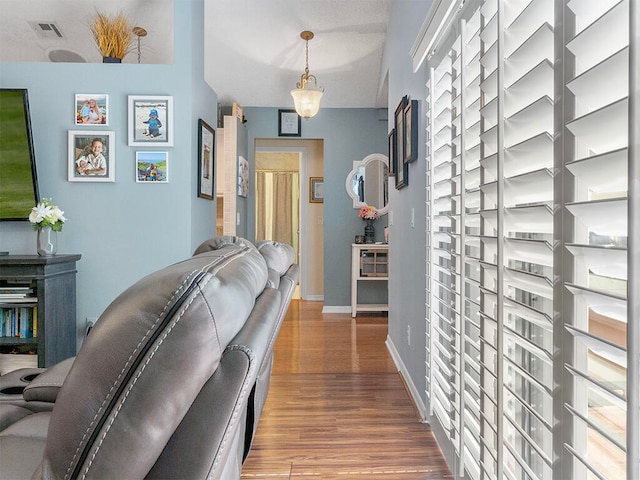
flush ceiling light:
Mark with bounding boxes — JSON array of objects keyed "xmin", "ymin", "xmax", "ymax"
[{"xmin": 290, "ymin": 31, "xmax": 324, "ymax": 119}]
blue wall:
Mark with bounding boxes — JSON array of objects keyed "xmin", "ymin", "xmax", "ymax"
[
  {"xmin": 384, "ymin": 0, "xmax": 433, "ymax": 410},
  {"xmin": 243, "ymin": 107, "xmax": 388, "ymax": 307},
  {"xmin": 0, "ymin": 0, "xmax": 218, "ymax": 348}
]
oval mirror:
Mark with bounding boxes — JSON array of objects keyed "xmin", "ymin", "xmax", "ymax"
[{"xmin": 345, "ymin": 153, "xmax": 389, "ymax": 215}]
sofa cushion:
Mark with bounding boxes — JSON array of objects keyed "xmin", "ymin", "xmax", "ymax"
[
  {"xmin": 34, "ymin": 243, "xmax": 268, "ymax": 480},
  {"xmin": 256, "ymin": 241, "xmax": 296, "ymax": 277}
]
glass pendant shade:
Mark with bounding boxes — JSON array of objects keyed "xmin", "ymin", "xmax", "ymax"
[
  {"xmin": 291, "ymin": 31, "xmax": 323, "ymax": 119},
  {"xmin": 291, "ymin": 87, "xmax": 323, "ymax": 119}
]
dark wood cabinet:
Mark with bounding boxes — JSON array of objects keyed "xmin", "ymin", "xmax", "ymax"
[{"xmin": 0, "ymin": 254, "xmax": 81, "ymax": 367}]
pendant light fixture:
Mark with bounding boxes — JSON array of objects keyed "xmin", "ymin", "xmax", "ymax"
[{"xmin": 290, "ymin": 31, "xmax": 324, "ymax": 119}]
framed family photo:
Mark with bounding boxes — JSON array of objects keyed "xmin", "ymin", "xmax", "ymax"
[
  {"xmin": 197, "ymin": 119, "xmax": 215, "ymax": 199},
  {"xmin": 136, "ymin": 151, "xmax": 169, "ymax": 183},
  {"xmin": 128, "ymin": 95, "xmax": 174, "ymax": 146},
  {"xmin": 68, "ymin": 130, "xmax": 115, "ymax": 182},
  {"xmin": 75, "ymin": 94, "xmax": 108, "ymax": 126}
]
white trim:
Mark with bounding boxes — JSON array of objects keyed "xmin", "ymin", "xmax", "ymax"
[
  {"xmin": 410, "ymin": 0, "xmax": 462, "ymax": 72},
  {"xmin": 304, "ymin": 295, "xmax": 324, "ymax": 302},
  {"xmin": 386, "ymin": 335, "xmax": 428, "ymax": 422},
  {"xmin": 321, "ymin": 305, "xmax": 350, "ymax": 314}
]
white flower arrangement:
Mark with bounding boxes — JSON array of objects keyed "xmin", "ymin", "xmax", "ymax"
[{"xmin": 29, "ymin": 198, "xmax": 66, "ymax": 232}]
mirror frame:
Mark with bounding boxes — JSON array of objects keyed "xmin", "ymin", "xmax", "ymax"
[{"xmin": 345, "ymin": 153, "xmax": 389, "ymax": 215}]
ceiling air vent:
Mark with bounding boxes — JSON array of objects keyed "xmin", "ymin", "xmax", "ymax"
[{"xmin": 28, "ymin": 21, "xmax": 64, "ymax": 39}]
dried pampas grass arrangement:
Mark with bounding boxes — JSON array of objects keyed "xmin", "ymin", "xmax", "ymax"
[{"xmin": 90, "ymin": 11, "xmax": 133, "ymax": 60}]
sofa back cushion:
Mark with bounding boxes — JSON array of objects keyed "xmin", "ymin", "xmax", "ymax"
[{"xmin": 35, "ymin": 242, "xmax": 267, "ymax": 480}]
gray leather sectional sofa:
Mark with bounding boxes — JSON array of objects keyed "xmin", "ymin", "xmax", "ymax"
[{"xmin": 0, "ymin": 236, "xmax": 298, "ymax": 479}]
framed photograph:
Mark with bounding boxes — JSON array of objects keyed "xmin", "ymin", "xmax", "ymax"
[
  {"xmin": 394, "ymin": 96, "xmax": 409, "ymax": 189},
  {"xmin": 404, "ymin": 99, "xmax": 418, "ymax": 163},
  {"xmin": 388, "ymin": 128, "xmax": 396, "ymax": 176},
  {"xmin": 278, "ymin": 109, "xmax": 301, "ymax": 137},
  {"xmin": 309, "ymin": 177, "xmax": 324, "ymax": 203},
  {"xmin": 136, "ymin": 151, "xmax": 169, "ymax": 183},
  {"xmin": 75, "ymin": 94, "xmax": 108, "ymax": 126},
  {"xmin": 68, "ymin": 130, "xmax": 115, "ymax": 182},
  {"xmin": 197, "ymin": 119, "xmax": 215, "ymax": 199},
  {"xmin": 128, "ymin": 95, "xmax": 174, "ymax": 146},
  {"xmin": 237, "ymin": 155, "xmax": 249, "ymax": 197}
]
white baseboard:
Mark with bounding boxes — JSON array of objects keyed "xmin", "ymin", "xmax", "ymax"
[
  {"xmin": 304, "ymin": 295, "xmax": 324, "ymax": 302},
  {"xmin": 321, "ymin": 305, "xmax": 350, "ymax": 314},
  {"xmin": 385, "ymin": 335, "xmax": 428, "ymax": 422}
]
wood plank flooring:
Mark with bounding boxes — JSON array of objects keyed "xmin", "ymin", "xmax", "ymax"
[{"xmin": 241, "ymin": 300, "xmax": 452, "ymax": 479}]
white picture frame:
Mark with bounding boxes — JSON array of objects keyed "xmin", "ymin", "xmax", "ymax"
[
  {"xmin": 128, "ymin": 95, "xmax": 174, "ymax": 146},
  {"xmin": 68, "ymin": 130, "xmax": 115, "ymax": 182},
  {"xmin": 135, "ymin": 151, "xmax": 169, "ymax": 183}
]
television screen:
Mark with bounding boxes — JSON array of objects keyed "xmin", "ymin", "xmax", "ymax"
[{"xmin": 0, "ymin": 88, "xmax": 39, "ymax": 221}]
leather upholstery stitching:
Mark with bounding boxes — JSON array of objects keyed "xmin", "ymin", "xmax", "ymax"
[
  {"xmin": 63, "ymin": 266, "xmax": 205, "ymax": 480},
  {"xmin": 81, "ymin": 273, "xmax": 216, "ymax": 479}
]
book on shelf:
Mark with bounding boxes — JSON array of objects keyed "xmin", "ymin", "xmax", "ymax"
[{"xmin": 0, "ymin": 306, "xmax": 35, "ymax": 338}]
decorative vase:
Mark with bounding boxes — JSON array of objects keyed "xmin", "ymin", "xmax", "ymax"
[
  {"xmin": 37, "ymin": 227, "xmax": 58, "ymax": 256},
  {"xmin": 102, "ymin": 56, "xmax": 122, "ymax": 63},
  {"xmin": 364, "ymin": 220, "xmax": 375, "ymax": 244}
]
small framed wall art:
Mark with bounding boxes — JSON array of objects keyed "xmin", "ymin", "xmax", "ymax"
[
  {"xmin": 278, "ymin": 109, "xmax": 301, "ymax": 137},
  {"xmin": 394, "ymin": 96, "xmax": 409, "ymax": 189},
  {"xmin": 404, "ymin": 99, "xmax": 418, "ymax": 163},
  {"xmin": 128, "ymin": 95, "xmax": 174, "ymax": 146},
  {"xmin": 388, "ymin": 128, "xmax": 396, "ymax": 176},
  {"xmin": 309, "ymin": 177, "xmax": 324, "ymax": 203},
  {"xmin": 68, "ymin": 130, "xmax": 115, "ymax": 182},
  {"xmin": 136, "ymin": 151, "xmax": 169, "ymax": 183},
  {"xmin": 197, "ymin": 119, "xmax": 215, "ymax": 199},
  {"xmin": 237, "ymin": 156, "xmax": 249, "ymax": 197},
  {"xmin": 75, "ymin": 94, "xmax": 108, "ymax": 125}
]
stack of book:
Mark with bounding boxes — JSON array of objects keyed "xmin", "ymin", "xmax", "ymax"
[{"xmin": 0, "ymin": 286, "xmax": 35, "ymax": 303}]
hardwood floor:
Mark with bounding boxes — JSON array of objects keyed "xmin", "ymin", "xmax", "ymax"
[{"xmin": 241, "ymin": 300, "xmax": 452, "ymax": 479}]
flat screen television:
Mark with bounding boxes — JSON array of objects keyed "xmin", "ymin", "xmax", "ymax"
[{"xmin": 0, "ymin": 88, "xmax": 40, "ymax": 221}]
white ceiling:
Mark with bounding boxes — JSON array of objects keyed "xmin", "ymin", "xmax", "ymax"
[{"xmin": 0, "ymin": 0, "xmax": 392, "ymax": 109}]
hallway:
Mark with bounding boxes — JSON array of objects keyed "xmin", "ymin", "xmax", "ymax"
[{"xmin": 241, "ymin": 300, "xmax": 452, "ymax": 479}]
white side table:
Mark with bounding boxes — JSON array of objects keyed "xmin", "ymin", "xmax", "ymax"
[{"xmin": 351, "ymin": 243, "xmax": 389, "ymax": 317}]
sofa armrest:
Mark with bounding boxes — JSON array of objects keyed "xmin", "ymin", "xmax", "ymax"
[{"xmin": 23, "ymin": 357, "xmax": 75, "ymax": 403}]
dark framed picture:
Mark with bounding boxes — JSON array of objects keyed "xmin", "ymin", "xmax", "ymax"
[
  {"xmin": 278, "ymin": 109, "xmax": 301, "ymax": 137},
  {"xmin": 309, "ymin": 177, "xmax": 324, "ymax": 203},
  {"xmin": 197, "ymin": 119, "xmax": 215, "ymax": 199},
  {"xmin": 67, "ymin": 130, "xmax": 115, "ymax": 182},
  {"xmin": 394, "ymin": 96, "xmax": 409, "ymax": 189},
  {"xmin": 388, "ymin": 128, "xmax": 396, "ymax": 176},
  {"xmin": 75, "ymin": 94, "xmax": 108, "ymax": 126},
  {"xmin": 128, "ymin": 95, "xmax": 174, "ymax": 146},
  {"xmin": 136, "ymin": 151, "xmax": 169, "ymax": 183},
  {"xmin": 404, "ymin": 99, "xmax": 418, "ymax": 163}
]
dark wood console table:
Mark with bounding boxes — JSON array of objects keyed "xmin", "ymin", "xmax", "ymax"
[{"xmin": 0, "ymin": 254, "xmax": 81, "ymax": 367}]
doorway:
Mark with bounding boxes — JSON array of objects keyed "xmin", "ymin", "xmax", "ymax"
[{"xmin": 255, "ymin": 140, "xmax": 324, "ymax": 301}]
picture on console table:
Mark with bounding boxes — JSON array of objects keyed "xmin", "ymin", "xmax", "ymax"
[
  {"xmin": 68, "ymin": 130, "xmax": 115, "ymax": 182},
  {"xmin": 128, "ymin": 95, "xmax": 174, "ymax": 147}
]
